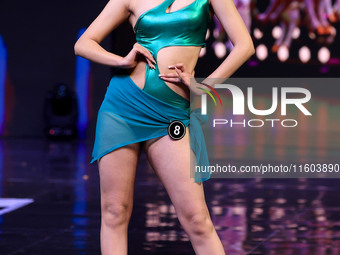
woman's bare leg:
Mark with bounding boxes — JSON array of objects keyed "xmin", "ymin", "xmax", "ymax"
[
  {"xmin": 97, "ymin": 143, "xmax": 141, "ymax": 255},
  {"xmin": 144, "ymin": 128, "xmax": 225, "ymax": 255}
]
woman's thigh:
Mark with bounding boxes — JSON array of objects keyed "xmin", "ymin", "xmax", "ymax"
[
  {"xmin": 143, "ymin": 127, "xmax": 209, "ymax": 219},
  {"xmin": 98, "ymin": 143, "xmax": 141, "ymax": 211}
]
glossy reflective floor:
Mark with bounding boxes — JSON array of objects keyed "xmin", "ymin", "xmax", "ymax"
[{"xmin": 0, "ymin": 138, "xmax": 340, "ymax": 255}]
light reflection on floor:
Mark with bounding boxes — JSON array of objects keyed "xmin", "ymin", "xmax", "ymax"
[{"xmin": 0, "ymin": 138, "xmax": 339, "ymax": 255}]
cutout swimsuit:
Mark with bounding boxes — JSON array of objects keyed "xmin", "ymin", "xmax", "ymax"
[
  {"xmin": 133, "ymin": 0, "xmax": 210, "ymax": 111},
  {"xmin": 90, "ymin": 0, "xmax": 211, "ymax": 182}
]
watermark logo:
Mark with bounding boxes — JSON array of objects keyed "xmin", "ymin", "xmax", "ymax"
[
  {"xmin": 198, "ymin": 83, "xmax": 223, "ymax": 107},
  {"xmin": 200, "ymin": 84, "xmax": 312, "ymax": 128}
]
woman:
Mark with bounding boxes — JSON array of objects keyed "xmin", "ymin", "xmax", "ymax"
[{"xmin": 74, "ymin": 0, "xmax": 254, "ymax": 254}]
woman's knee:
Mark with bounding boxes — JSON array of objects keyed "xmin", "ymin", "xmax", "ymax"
[
  {"xmin": 102, "ymin": 202, "xmax": 131, "ymax": 228},
  {"xmin": 179, "ymin": 210, "xmax": 214, "ymax": 236}
]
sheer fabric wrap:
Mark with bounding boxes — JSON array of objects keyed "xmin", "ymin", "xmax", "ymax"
[{"xmin": 90, "ymin": 75, "xmax": 211, "ymax": 182}]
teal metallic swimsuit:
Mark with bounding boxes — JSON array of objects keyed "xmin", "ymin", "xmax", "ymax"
[
  {"xmin": 91, "ymin": 0, "xmax": 211, "ymax": 182},
  {"xmin": 134, "ymin": 0, "xmax": 210, "ymax": 111}
]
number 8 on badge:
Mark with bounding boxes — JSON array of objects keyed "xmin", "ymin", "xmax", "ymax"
[{"xmin": 168, "ymin": 120, "xmax": 186, "ymax": 140}]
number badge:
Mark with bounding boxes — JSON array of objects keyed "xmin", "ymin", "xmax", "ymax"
[{"xmin": 168, "ymin": 120, "xmax": 186, "ymax": 140}]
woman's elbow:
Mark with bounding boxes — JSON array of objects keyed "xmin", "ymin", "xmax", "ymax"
[
  {"xmin": 233, "ymin": 37, "xmax": 255, "ymax": 59},
  {"xmin": 74, "ymin": 40, "xmax": 81, "ymax": 56},
  {"xmin": 74, "ymin": 37, "xmax": 87, "ymax": 56},
  {"xmin": 245, "ymin": 38, "xmax": 255, "ymax": 58}
]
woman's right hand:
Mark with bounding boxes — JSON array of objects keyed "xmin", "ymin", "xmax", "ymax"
[{"xmin": 120, "ymin": 43, "xmax": 156, "ymax": 69}]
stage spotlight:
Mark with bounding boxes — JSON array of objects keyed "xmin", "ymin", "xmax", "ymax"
[
  {"xmin": 318, "ymin": 47, "xmax": 330, "ymax": 63},
  {"xmin": 214, "ymin": 42, "xmax": 227, "ymax": 59},
  {"xmin": 253, "ymin": 28, "xmax": 263, "ymax": 39},
  {"xmin": 272, "ymin": 26, "xmax": 282, "ymax": 39},
  {"xmin": 256, "ymin": 44, "xmax": 268, "ymax": 61},
  {"xmin": 330, "ymin": 26, "xmax": 337, "ymax": 36},
  {"xmin": 199, "ymin": 47, "xmax": 206, "ymax": 58},
  {"xmin": 292, "ymin": 27, "xmax": 300, "ymax": 39},
  {"xmin": 277, "ymin": 46, "xmax": 289, "ymax": 62},
  {"xmin": 43, "ymin": 83, "xmax": 78, "ymax": 139},
  {"xmin": 213, "ymin": 28, "xmax": 220, "ymax": 39},
  {"xmin": 308, "ymin": 32, "xmax": 316, "ymax": 39},
  {"xmin": 205, "ymin": 29, "xmax": 210, "ymax": 40},
  {"xmin": 299, "ymin": 46, "xmax": 311, "ymax": 63}
]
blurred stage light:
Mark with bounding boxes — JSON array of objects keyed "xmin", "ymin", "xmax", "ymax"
[
  {"xmin": 256, "ymin": 44, "xmax": 268, "ymax": 61},
  {"xmin": 0, "ymin": 35, "xmax": 6, "ymax": 135},
  {"xmin": 318, "ymin": 47, "xmax": 330, "ymax": 64},
  {"xmin": 214, "ymin": 42, "xmax": 227, "ymax": 59},
  {"xmin": 213, "ymin": 28, "xmax": 220, "ymax": 39},
  {"xmin": 330, "ymin": 26, "xmax": 337, "ymax": 36},
  {"xmin": 292, "ymin": 27, "xmax": 301, "ymax": 39},
  {"xmin": 277, "ymin": 46, "xmax": 289, "ymax": 62},
  {"xmin": 272, "ymin": 26, "xmax": 282, "ymax": 39},
  {"xmin": 308, "ymin": 32, "xmax": 316, "ymax": 39},
  {"xmin": 253, "ymin": 28, "xmax": 263, "ymax": 39},
  {"xmin": 199, "ymin": 47, "xmax": 206, "ymax": 58},
  {"xmin": 299, "ymin": 46, "xmax": 311, "ymax": 63}
]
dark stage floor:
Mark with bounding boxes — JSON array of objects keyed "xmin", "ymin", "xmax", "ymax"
[{"xmin": 0, "ymin": 137, "xmax": 340, "ymax": 255}]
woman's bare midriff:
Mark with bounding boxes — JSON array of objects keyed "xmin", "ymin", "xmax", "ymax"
[{"xmin": 128, "ymin": 46, "xmax": 202, "ymax": 100}]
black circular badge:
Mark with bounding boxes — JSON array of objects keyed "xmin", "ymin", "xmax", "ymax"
[{"xmin": 168, "ymin": 120, "xmax": 186, "ymax": 140}]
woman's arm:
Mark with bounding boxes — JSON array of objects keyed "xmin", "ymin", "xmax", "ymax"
[
  {"xmin": 161, "ymin": 0, "xmax": 255, "ymax": 94},
  {"xmin": 203, "ymin": 0, "xmax": 255, "ymax": 84},
  {"xmin": 74, "ymin": 0, "xmax": 156, "ymax": 69}
]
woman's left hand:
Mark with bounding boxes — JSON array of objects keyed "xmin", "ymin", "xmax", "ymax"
[{"xmin": 158, "ymin": 63, "xmax": 194, "ymax": 88}]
